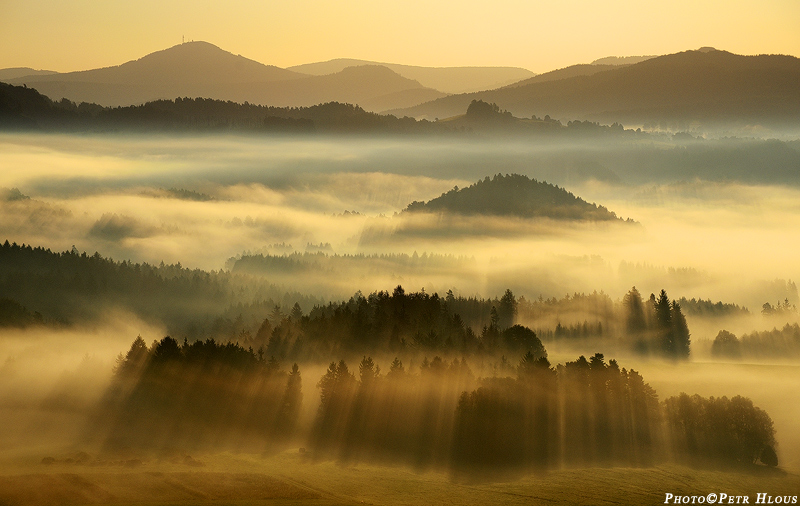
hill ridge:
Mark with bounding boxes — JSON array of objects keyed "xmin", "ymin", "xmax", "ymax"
[
  {"xmin": 388, "ymin": 49, "xmax": 800, "ymax": 128},
  {"xmin": 404, "ymin": 173, "xmax": 628, "ymax": 222},
  {"xmin": 3, "ymin": 42, "xmax": 444, "ymax": 110}
]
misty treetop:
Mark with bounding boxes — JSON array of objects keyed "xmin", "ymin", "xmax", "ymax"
[
  {"xmin": 0, "ymin": 240, "xmax": 701, "ymax": 361},
  {"xmin": 0, "ymin": 240, "xmax": 320, "ymax": 336},
  {"xmin": 665, "ymin": 393, "xmax": 777, "ymax": 467},
  {"xmin": 623, "ymin": 287, "xmax": 690, "ymax": 360},
  {"xmin": 711, "ymin": 323, "xmax": 800, "ymax": 359},
  {"xmin": 0, "ymin": 297, "xmax": 44, "ymax": 327},
  {"xmin": 308, "ymin": 353, "xmax": 776, "ymax": 471},
  {"xmin": 262, "ymin": 285, "xmax": 546, "ymax": 360},
  {"xmin": 96, "ymin": 335, "xmax": 302, "ymax": 452},
  {"xmin": 230, "ymin": 251, "xmax": 476, "ymax": 278},
  {"xmin": 98, "ymin": 336, "xmax": 780, "ymax": 472},
  {"xmin": 676, "ymin": 297, "xmax": 750, "ymax": 318},
  {"xmin": 404, "ymin": 173, "xmax": 631, "ymax": 222}
]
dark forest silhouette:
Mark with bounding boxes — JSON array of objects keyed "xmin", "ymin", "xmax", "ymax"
[
  {"xmin": 94, "ymin": 337, "xmax": 779, "ymax": 472},
  {"xmin": 622, "ymin": 287, "xmax": 690, "ymax": 359},
  {"xmin": 712, "ymin": 323, "xmax": 800, "ymax": 359},
  {"xmin": 0, "ymin": 82, "xmax": 647, "ymax": 137},
  {"xmin": 391, "ymin": 49, "xmax": 800, "ymax": 130},
  {"xmin": 0, "ymin": 240, "xmax": 321, "ymax": 338},
  {"xmin": 404, "ymin": 173, "xmax": 630, "ymax": 221},
  {"xmin": 95, "ymin": 336, "xmax": 301, "ymax": 452},
  {"xmin": 0, "ymin": 241, "xmax": 719, "ymax": 360}
]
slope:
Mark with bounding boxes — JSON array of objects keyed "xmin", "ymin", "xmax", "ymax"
[
  {"xmin": 6, "ymin": 42, "xmax": 444, "ymax": 111},
  {"xmin": 4, "ymin": 41, "xmax": 304, "ymax": 107},
  {"xmin": 391, "ymin": 49, "xmax": 800, "ymax": 128},
  {"xmin": 404, "ymin": 173, "xmax": 625, "ymax": 221},
  {"xmin": 289, "ymin": 58, "xmax": 534, "ymax": 94},
  {"xmin": 0, "ymin": 68, "xmax": 59, "ymax": 81}
]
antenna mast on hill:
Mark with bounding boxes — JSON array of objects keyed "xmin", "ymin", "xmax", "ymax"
[{"xmin": 182, "ymin": 35, "xmax": 185, "ymax": 44}]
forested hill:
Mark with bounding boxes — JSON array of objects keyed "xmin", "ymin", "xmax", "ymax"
[
  {"xmin": 0, "ymin": 82, "xmax": 643, "ymax": 138},
  {"xmin": 0, "ymin": 82, "xmax": 427, "ymax": 133},
  {"xmin": 391, "ymin": 49, "xmax": 800, "ymax": 129},
  {"xmin": 404, "ymin": 174, "xmax": 630, "ymax": 221}
]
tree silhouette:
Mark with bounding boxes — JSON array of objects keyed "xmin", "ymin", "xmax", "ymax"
[
  {"xmin": 497, "ymin": 289, "xmax": 517, "ymax": 329},
  {"xmin": 711, "ymin": 330, "xmax": 741, "ymax": 358},
  {"xmin": 654, "ymin": 290, "xmax": 674, "ymax": 356},
  {"xmin": 671, "ymin": 300, "xmax": 690, "ymax": 359},
  {"xmin": 623, "ymin": 286, "xmax": 647, "ymax": 351},
  {"xmin": 665, "ymin": 393, "xmax": 776, "ymax": 465},
  {"xmin": 277, "ymin": 363, "xmax": 302, "ymax": 436}
]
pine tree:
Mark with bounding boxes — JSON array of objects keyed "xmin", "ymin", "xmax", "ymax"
[
  {"xmin": 623, "ymin": 286, "xmax": 647, "ymax": 336},
  {"xmin": 671, "ymin": 300, "xmax": 691, "ymax": 359},
  {"xmin": 654, "ymin": 290, "xmax": 674, "ymax": 356},
  {"xmin": 277, "ymin": 363, "xmax": 302, "ymax": 436},
  {"xmin": 498, "ymin": 289, "xmax": 517, "ymax": 330}
]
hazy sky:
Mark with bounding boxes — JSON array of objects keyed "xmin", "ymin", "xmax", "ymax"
[{"xmin": 1, "ymin": 0, "xmax": 798, "ymax": 73}]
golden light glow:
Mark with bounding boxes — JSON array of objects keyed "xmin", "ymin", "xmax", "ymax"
[{"xmin": 1, "ymin": 0, "xmax": 798, "ymax": 73}]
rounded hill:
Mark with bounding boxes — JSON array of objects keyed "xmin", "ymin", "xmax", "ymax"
[{"xmin": 404, "ymin": 173, "xmax": 627, "ymax": 221}]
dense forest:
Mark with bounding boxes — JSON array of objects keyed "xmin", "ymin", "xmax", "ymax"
[
  {"xmin": 0, "ymin": 82, "xmax": 652, "ymax": 137},
  {"xmin": 94, "ymin": 336, "xmax": 301, "ymax": 453},
  {"xmin": 230, "ymin": 251, "xmax": 476, "ymax": 279},
  {"xmin": 10, "ymin": 240, "xmax": 799, "ymax": 363},
  {"xmin": 711, "ymin": 323, "xmax": 800, "ymax": 359},
  {"xmin": 95, "ymin": 335, "xmax": 779, "ymax": 473},
  {"xmin": 404, "ymin": 173, "xmax": 631, "ymax": 221},
  {"xmin": 0, "ymin": 241, "xmax": 716, "ymax": 361},
  {"xmin": 0, "ymin": 240, "xmax": 320, "ymax": 338}
]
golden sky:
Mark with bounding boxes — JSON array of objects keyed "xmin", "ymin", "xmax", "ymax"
[{"xmin": 1, "ymin": 0, "xmax": 798, "ymax": 73}]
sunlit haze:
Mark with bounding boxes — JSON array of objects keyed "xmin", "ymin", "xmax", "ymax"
[
  {"xmin": 2, "ymin": 3, "xmax": 800, "ymax": 504},
  {"xmin": 1, "ymin": 0, "xmax": 798, "ymax": 72}
]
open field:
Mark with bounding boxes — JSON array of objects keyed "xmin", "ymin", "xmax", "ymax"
[{"xmin": 1, "ymin": 451, "xmax": 798, "ymax": 506}]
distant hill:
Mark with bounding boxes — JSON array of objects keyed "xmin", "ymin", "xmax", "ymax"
[
  {"xmin": 244, "ymin": 65, "xmax": 444, "ymax": 110},
  {"xmin": 0, "ymin": 68, "xmax": 58, "ymax": 81},
  {"xmin": 289, "ymin": 58, "xmax": 535, "ymax": 94},
  {"xmin": 5, "ymin": 41, "xmax": 302, "ymax": 86},
  {"xmin": 499, "ymin": 64, "xmax": 620, "ymax": 89},
  {"xmin": 390, "ymin": 49, "xmax": 800, "ymax": 128},
  {"xmin": 3, "ymin": 41, "xmax": 303, "ymax": 106},
  {"xmin": 3, "ymin": 42, "xmax": 443, "ymax": 111},
  {"xmin": 404, "ymin": 173, "xmax": 626, "ymax": 221}
]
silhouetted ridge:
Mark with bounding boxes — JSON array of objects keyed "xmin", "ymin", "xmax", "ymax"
[
  {"xmin": 2, "ymin": 43, "xmax": 442, "ymax": 110},
  {"xmin": 8, "ymin": 41, "xmax": 302, "ymax": 86},
  {"xmin": 404, "ymin": 173, "xmax": 626, "ymax": 221},
  {"xmin": 391, "ymin": 49, "xmax": 800, "ymax": 129}
]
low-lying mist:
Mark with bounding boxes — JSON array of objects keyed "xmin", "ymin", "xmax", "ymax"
[
  {"xmin": 2, "ymin": 132, "xmax": 798, "ymax": 312},
  {"xmin": 1, "ymin": 131, "xmax": 800, "ymax": 480}
]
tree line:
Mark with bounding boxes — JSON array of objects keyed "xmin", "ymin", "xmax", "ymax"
[
  {"xmin": 0, "ymin": 241, "xmax": 696, "ymax": 360},
  {"xmin": 94, "ymin": 335, "xmax": 302, "ymax": 452},
  {"xmin": 95, "ymin": 336, "xmax": 779, "ymax": 471},
  {"xmin": 622, "ymin": 287, "xmax": 691, "ymax": 359},
  {"xmin": 712, "ymin": 323, "xmax": 800, "ymax": 359},
  {"xmin": 0, "ymin": 240, "xmax": 320, "ymax": 337},
  {"xmin": 1, "ymin": 82, "xmax": 649, "ymax": 138}
]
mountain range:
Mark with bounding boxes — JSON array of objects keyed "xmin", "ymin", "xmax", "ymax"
[
  {"xmin": 390, "ymin": 48, "xmax": 800, "ymax": 128},
  {"xmin": 2, "ymin": 42, "xmax": 449, "ymax": 111},
  {"xmin": 0, "ymin": 42, "xmax": 521, "ymax": 111},
  {"xmin": 3, "ymin": 43, "xmax": 799, "ymax": 130}
]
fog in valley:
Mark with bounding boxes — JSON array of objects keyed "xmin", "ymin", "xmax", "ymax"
[
  {"xmin": 2, "ymin": 132, "xmax": 798, "ymax": 308},
  {"xmin": 1, "ymin": 130, "xmax": 799, "ymax": 489}
]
